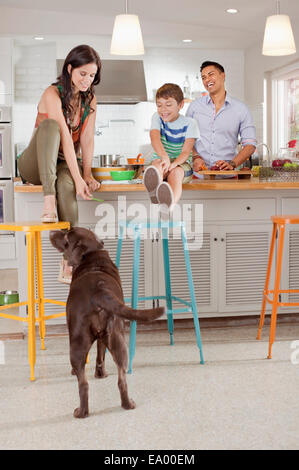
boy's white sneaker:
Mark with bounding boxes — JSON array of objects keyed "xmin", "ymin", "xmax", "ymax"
[
  {"xmin": 157, "ymin": 182, "xmax": 175, "ymax": 220},
  {"xmin": 143, "ymin": 166, "xmax": 162, "ymax": 204},
  {"xmin": 157, "ymin": 182, "xmax": 174, "ymax": 208}
]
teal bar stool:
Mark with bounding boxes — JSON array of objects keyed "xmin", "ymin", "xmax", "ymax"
[{"xmin": 116, "ymin": 219, "xmax": 204, "ymax": 373}]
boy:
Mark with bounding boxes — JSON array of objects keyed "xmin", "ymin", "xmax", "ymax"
[{"xmin": 144, "ymin": 83, "xmax": 200, "ymax": 213}]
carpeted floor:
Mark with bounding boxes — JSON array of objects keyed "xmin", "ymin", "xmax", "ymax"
[{"xmin": 0, "ymin": 322, "xmax": 299, "ymax": 450}]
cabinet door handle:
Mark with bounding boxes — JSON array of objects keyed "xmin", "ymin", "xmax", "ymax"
[
  {"xmin": 246, "ymin": 206, "xmax": 251, "ymax": 210},
  {"xmin": 221, "ymin": 238, "xmax": 225, "ymax": 242},
  {"xmin": 214, "ymin": 237, "xmax": 218, "ymax": 241}
]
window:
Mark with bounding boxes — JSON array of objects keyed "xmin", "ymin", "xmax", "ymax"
[{"xmin": 271, "ymin": 62, "xmax": 299, "ymax": 155}]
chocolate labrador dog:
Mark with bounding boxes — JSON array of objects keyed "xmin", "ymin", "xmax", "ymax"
[{"xmin": 50, "ymin": 227, "xmax": 164, "ymax": 418}]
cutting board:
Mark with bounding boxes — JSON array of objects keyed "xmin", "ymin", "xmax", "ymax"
[{"xmin": 194, "ymin": 170, "xmax": 252, "ymax": 180}]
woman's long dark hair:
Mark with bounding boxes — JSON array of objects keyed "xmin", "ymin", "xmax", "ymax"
[{"xmin": 52, "ymin": 44, "xmax": 102, "ymax": 122}]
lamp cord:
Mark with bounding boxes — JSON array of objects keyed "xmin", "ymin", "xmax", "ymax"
[{"xmin": 276, "ymin": 0, "xmax": 280, "ymax": 15}]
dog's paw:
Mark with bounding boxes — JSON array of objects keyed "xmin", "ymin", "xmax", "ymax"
[
  {"xmin": 94, "ymin": 366, "xmax": 108, "ymax": 379},
  {"xmin": 74, "ymin": 407, "xmax": 89, "ymax": 419},
  {"xmin": 122, "ymin": 398, "xmax": 136, "ymax": 410}
]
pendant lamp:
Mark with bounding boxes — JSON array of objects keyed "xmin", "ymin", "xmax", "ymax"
[
  {"xmin": 110, "ymin": 0, "xmax": 144, "ymax": 55},
  {"xmin": 262, "ymin": 1, "xmax": 296, "ymax": 56}
]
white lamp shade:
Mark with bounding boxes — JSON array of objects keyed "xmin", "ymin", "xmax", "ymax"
[
  {"xmin": 110, "ymin": 14, "xmax": 145, "ymax": 55},
  {"xmin": 262, "ymin": 14, "xmax": 296, "ymax": 56}
]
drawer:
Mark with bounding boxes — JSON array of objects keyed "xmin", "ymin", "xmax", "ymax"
[
  {"xmin": 282, "ymin": 198, "xmax": 299, "ymax": 214},
  {"xmin": 201, "ymin": 198, "xmax": 276, "ymax": 221}
]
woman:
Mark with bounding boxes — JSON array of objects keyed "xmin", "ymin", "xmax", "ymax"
[{"xmin": 18, "ymin": 44, "xmax": 102, "ymax": 282}]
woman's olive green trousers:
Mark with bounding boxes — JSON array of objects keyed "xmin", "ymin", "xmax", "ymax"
[{"xmin": 18, "ymin": 118, "xmax": 82, "ymax": 227}]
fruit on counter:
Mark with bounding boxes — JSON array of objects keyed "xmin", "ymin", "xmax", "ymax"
[
  {"xmin": 251, "ymin": 165, "xmax": 260, "ymax": 177},
  {"xmin": 284, "ymin": 162, "xmax": 299, "ymax": 169},
  {"xmin": 210, "ymin": 164, "xmax": 220, "ymax": 171},
  {"xmin": 283, "ymin": 159, "xmax": 292, "ymax": 164},
  {"xmin": 272, "ymin": 159, "xmax": 284, "ymax": 167}
]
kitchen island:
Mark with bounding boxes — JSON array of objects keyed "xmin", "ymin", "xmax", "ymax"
[{"xmin": 13, "ymin": 178, "xmax": 299, "ymax": 323}]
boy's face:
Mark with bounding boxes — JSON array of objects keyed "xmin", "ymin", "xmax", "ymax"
[{"xmin": 156, "ymin": 97, "xmax": 184, "ymax": 122}]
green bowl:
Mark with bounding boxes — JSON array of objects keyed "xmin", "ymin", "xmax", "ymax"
[
  {"xmin": 110, "ymin": 170, "xmax": 135, "ymax": 181},
  {"xmin": 0, "ymin": 290, "xmax": 19, "ymax": 305}
]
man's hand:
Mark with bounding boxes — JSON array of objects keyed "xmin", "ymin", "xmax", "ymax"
[
  {"xmin": 215, "ymin": 160, "xmax": 234, "ymax": 170},
  {"xmin": 193, "ymin": 157, "xmax": 206, "ymax": 172}
]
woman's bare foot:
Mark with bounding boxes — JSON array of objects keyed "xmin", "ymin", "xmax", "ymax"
[
  {"xmin": 41, "ymin": 195, "xmax": 57, "ymax": 223},
  {"xmin": 58, "ymin": 258, "xmax": 72, "ymax": 284}
]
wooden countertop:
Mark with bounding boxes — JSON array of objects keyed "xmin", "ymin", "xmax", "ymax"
[{"xmin": 14, "ymin": 178, "xmax": 299, "ymax": 192}]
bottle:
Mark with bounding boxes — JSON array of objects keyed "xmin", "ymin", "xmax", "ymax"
[
  {"xmin": 183, "ymin": 75, "xmax": 191, "ymax": 100},
  {"xmin": 192, "ymin": 74, "xmax": 202, "ymax": 100}
]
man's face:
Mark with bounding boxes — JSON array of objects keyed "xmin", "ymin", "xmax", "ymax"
[{"xmin": 201, "ymin": 65, "xmax": 225, "ymax": 95}]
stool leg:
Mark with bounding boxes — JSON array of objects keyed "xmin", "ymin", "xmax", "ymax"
[
  {"xmin": 115, "ymin": 223, "xmax": 124, "ymax": 269},
  {"xmin": 181, "ymin": 225, "xmax": 204, "ymax": 364},
  {"xmin": 128, "ymin": 227, "xmax": 141, "ymax": 374},
  {"xmin": 162, "ymin": 226, "xmax": 174, "ymax": 345},
  {"xmin": 257, "ymin": 222, "xmax": 277, "ymax": 340},
  {"xmin": 35, "ymin": 232, "xmax": 46, "ymax": 350},
  {"xmin": 26, "ymin": 232, "xmax": 36, "ymax": 381},
  {"xmin": 268, "ymin": 223, "xmax": 285, "ymax": 359}
]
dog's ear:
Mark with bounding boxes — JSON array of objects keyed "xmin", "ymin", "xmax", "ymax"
[
  {"xmin": 49, "ymin": 230, "xmax": 67, "ymax": 253},
  {"xmin": 68, "ymin": 240, "xmax": 87, "ymax": 266}
]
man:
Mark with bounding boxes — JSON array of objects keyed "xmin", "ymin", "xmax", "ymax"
[{"xmin": 186, "ymin": 61, "xmax": 257, "ymax": 172}]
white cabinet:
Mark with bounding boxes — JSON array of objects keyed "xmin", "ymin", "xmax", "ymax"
[
  {"xmin": 14, "ymin": 189, "xmax": 299, "ymax": 324},
  {"xmin": 153, "ymin": 223, "xmax": 272, "ymax": 317},
  {"xmin": 217, "ymin": 224, "xmax": 272, "ymax": 314}
]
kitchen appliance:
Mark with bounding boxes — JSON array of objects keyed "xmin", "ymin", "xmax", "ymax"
[
  {"xmin": 57, "ymin": 59, "xmax": 147, "ymax": 104},
  {"xmin": 0, "ymin": 106, "xmax": 14, "ymax": 228}
]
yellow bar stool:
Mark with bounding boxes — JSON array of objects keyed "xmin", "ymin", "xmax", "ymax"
[{"xmin": 0, "ymin": 221, "xmax": 70, "ymax": 381}]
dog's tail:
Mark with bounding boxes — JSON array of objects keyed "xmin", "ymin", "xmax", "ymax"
[{"xmin": 95, "ymin": 282, "xmax": 165, "ymax": 322}]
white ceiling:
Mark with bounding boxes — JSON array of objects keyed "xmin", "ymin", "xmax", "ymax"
[{"xmin": 0, "ymin": 0, "xmax": 298, "ymax": 50}]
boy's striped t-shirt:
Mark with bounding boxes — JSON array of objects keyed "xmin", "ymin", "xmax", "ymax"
[{"xmin": 150, "ymin": 112, "xmax": 200, "ymax": 162}]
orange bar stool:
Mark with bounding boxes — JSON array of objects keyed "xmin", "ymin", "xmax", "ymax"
[
  {"xmin": 0, "ymin": 221, "xmax": 70, "ymax": 381},
  {"xmin": 257, "ymin": 215, "xmax": 299, "ymax": 358}
]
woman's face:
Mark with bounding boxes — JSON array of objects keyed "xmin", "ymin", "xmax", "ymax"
[{"xmin": 68, "ymin": 62, "xmax": 98, "ymax": 93}]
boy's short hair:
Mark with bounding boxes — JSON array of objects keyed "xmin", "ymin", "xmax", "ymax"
[
  {"xmin": 156, "ymin": 83, "xmax": 184, "ymax": 104},
  {"xmin": 200, "ymin": 61, "xmax": 225, "ymax": 74}
]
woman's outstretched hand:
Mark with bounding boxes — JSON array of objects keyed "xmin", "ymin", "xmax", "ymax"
[
  {"xmin": 84, "ymin": 174, "xmax": 101, "ymax": 192},
  {"xmin": 75, "ymin": 177, "xmax": 93, "ymax": 200}
]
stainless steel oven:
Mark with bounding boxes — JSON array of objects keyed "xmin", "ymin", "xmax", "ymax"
[
  {"xmin": 0, "ymin": 106, "xmax": 13, "ymax": 178},
  {"xmin": 0, "ymin": 180, "xmax": 13, "ymax": 223}
]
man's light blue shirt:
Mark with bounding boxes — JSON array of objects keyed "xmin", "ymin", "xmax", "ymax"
[{"xmin": 186, "ymin": 93, "xmax": 257, "ymax": 168}]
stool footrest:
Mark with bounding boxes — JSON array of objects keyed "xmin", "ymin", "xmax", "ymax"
[
  {"xmin": 124, "ymin": 295, "xmax": 192, "ymax": 309},
  {"xmin": 43, "ymin": 312, "xmax": 66, "ymax": 321}
]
